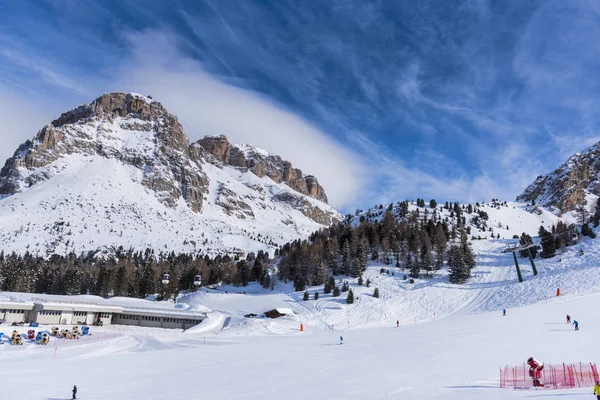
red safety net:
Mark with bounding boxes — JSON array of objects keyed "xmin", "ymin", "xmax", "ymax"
[{"xmin": 500, "ymin": 362, "xmax": 598, "ymax": 390}]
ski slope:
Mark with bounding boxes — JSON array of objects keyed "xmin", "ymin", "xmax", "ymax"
[{"xmin": 2, "ymin": 237, "xmax": 600, "ymax": 399}]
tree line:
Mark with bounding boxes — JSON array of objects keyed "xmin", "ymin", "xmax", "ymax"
[{"xmin": 0, "ymin": 248, "xmax": 273, "ymax": 300}]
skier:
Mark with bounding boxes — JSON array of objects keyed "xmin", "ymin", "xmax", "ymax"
[
  {"xmin": 72, "ymin": 385, "xmax": 77, "ymax": 400},
  {"xmin": 566, "ymin": 314, "xmax": 571, "ymax": 323},
  {"xmin": 396, "ymin": 320, "xmax": 399, "ymax": 327},
  {"xmin": 503, "ymin": 309, "xmax": 506, "ymax": 316},
  {"xmin": 339, "ymin": 336, "xmax": 343, "ymax": 345},
  {"xmin": 594, "ymin": 380, "xmax": 600, "ymax": 400},
  {"xmin": 573, "ymin": 320, "xmax": 579, "ymax": 330},
  {"xmin": 527, "ymin": 357, "xmax": 544, "ymax": 387}
]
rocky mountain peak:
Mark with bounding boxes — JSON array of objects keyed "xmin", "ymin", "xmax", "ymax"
[
  {"xmin": 517, "ymin": 141, "xmax": 600, "ymax": 215},
  {"xmin": 0, "ymin": 93, "xmax": 340, "ymax": 252}
]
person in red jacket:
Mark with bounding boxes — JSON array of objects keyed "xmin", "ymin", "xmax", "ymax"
[{"xmin": 527, "ymin": 357, "xmax": 544, "ymax": 387}]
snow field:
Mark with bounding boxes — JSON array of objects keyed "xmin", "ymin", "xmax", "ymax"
[
  {"xmin": 2, "ymin": 230, "xmax": 600, "ymax": 398},
  {"xmin": 1, "ymin": 292, "xmax": 598, "ymax": 399}
]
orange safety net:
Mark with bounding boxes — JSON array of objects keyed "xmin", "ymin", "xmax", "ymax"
[{"xmin": 500, "ymin": 362, "xmax": 598, "ymax": 390}]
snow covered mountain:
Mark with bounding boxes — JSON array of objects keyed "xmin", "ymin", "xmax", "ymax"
[
  {"xmin": 0, "ymin": 92, "xmax": 341, "ymax": 256},
  {"xmin": 517, "ymin": 141, "xmax": 600, "ymax": 215}
]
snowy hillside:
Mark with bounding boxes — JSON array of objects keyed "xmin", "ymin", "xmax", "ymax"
[
  {"xmin": 0, "ymin": 93, "xmax": 340, "ymax": 256},
  {"xmin": 347, "ymin": 199, "xmax": 564, "ymax": 240},
  {"xmin": 175, "ymin": 228, "xmax": 600, "ymax": 332},
  {"xmin": 3, "ymin": 234, "xmax": 600, "ymax": 399}
]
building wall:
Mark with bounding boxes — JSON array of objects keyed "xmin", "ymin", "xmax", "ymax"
[
  {"xmin": 2, "ymin": 303, "xmax": 203, "ymax": 330},
  {"xmin": 71, "ymin": 311, "xmax": 87, "ymax": 324},
  {"xmin": 36, "ymin": 310, "xmax": 61, "ymax": 324},
  {"xmin": 60, "ymin": 311, "xmax": 73, "ymax": 325},
  {"xmin": 4, "ymin": 309, "xmax": 26, "ymax": 323},
  {"xmin": 113, "ymin": 314, "xmax": 140, "ymax": 326},
  {"xmin": 112, "ymin": 314, "xmax": 203, "ymax": 329},
  {"xmin": 85, "ymin": 312, "xmax": 97, "ymax": 325}
]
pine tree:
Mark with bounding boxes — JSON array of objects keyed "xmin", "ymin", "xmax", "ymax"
[
  {"xmin": 581, "ymin": 222, "xmax": 597, "ymax": 238},
  {"xmin": 341, "ymin": 239, "xmax": 352, "ymax": 276},
  {"xmin": 448, "ymin": 245, "xmax": 470, "ymax": 284},
  {"xmin": 539, "ymin": 226, "xmax": 556, "ymax": 259},
  {"xmin": 593, "ymin": 197, "xmax": 600, "ymax": 227},
  {"xmin": 358, "ymin": 275, "xmax": 364, "ymax": 285},
  {"xmin": 324, "ymin": 276, "xmax": 335, "ymax": 294},
  {"xmin": 314, "ymin": 291, "xmax": 319, "ymax": 300},
  {"xmin": 346, "ymin": 289, "xmax": 354, "ymax": 304},
  {"xmin": 373, "ymin": 287, "xmax": 380, "ymax": 298},
  {"xmin": 366, "ymin": 278, "xmax": 371, "ymax": 288},
  {"xmin": 518, "ymin": 233, "xmax": 536, "ymax": 258},
  {"xmin": 333, "ymin": 286, "xmax": 341, "ymax": 297},
  {"xmin": 341, "ymin": 281, "xmax": 350, "ymax": 292},
  {"xmin": 303, "ymin": 291, "xmax": 309, "ymax": 301}
]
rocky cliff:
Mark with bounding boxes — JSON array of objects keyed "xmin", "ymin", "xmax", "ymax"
[
  {"xmin": 0, "ymin": 93, "xmax": 341, "ymax": 255},
  {"xmin": 195, "ymin": 135, "xmax": 328, "ymax": 203},
  {"xmin": 517, "ymin": 142, "xmax": 600, "ymax": 215}
]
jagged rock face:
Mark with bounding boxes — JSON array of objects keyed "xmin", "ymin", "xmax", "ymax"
[
  {"xmin": 517, "ymin": 143, "xmax": 600, "ymax": 215},
  {"xmin": 197, "ymin": 135, "xmax": 329, "ymax": 203},
  {"xmin": 0, "ymin": 93, "xmax": 207, "ymax": 212},
  {"xmin": 0, "ymin": 93, "xmax": 339, "ymax": 236}
]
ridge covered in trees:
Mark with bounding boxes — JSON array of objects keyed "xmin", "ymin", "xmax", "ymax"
[{"xmin": 278, "ymin": 203, "xmax": 477, "ymax": 290}]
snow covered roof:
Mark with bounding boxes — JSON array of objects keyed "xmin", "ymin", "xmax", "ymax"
[
  {"xmin": 0, "ymin": 301, "xmax": 34, "ymax": 310},
  {"xmin": 0, "ymin": 292, "xmax": 209, "ymax": 318},
  {"xmin": 275, "ymin": 308, "xmax": 294, "ymax": 315}
]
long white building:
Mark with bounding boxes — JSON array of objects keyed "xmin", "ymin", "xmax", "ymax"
[{"xmin": 0, "ymin": 293, "xmax": 208, "ymax": 330}]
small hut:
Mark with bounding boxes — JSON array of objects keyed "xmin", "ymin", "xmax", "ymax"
[{"xmin": 264, "ymin": 308, "xmax": 294, "ymax": 319}]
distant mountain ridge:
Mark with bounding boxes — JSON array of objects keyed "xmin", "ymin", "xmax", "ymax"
[{"xmin": 0, "ymin": 92, "xmax": 340, "ymax": 256}]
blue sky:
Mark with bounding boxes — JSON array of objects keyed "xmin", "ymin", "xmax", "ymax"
[{"xmin": 1, "ymin": 1, "xmax": 600, "ymax": 212}]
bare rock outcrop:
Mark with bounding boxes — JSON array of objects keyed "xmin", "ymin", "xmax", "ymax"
[
  {"xmin": 517, "ymin": 144, "xmax": 600, "ymax": 215},
  {"xmin": 197, "ymin": 135, "xmax": 329, "ymax": 204}
]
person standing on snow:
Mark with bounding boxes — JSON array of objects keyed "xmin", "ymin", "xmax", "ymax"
[
  {"xmin": 339, "ymin": 336, "xmax": 343, "ymax": 345},
  {"xmin": 573, "ymin": 320, "xmax": 579, "ymax": 330},
  {"xmin": 503, "ymin": 309, "xmax": 506, "ymax": 316},
  {"xmin": 593, "ymin": 380, "xmax": 600, "ymax": 399},
  {"xmin": 72, "ymin": 385, "xmax": 77, "ymax": 400},
  {"xmin": 566, "ymin": 314, "xmax": 571, "ymax": 323},
  {"xmin": 396, "ymin": 320, "xmax": 399, "ymax": 327},
  {"xmin": 527, "ymin": 357, "xmax": 544, "ymax": 387}
]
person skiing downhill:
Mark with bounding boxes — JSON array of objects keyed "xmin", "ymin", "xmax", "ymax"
[
  {"xmin": 573, "ymin": 320, "xmax": 579, "ymax": 330},
  {"xmin": 503, "ymin": 309, "xmax": 506, "ymax": 316},
  {"xmin": 72, "ymin": 385, "xmax": 77, "ymax": 400},
  {"xmin": 566, "ymin": 314, "xmax": 571, "ymax": 323},
  {"xmin": 593, "ymin": 379, "xmax": 600, "ymax": 399},
  {"xmin": 339, "ymin": 336, "xmax": 343, "ymax": 345},
  {"xmin": 396, "ymin": 320, "xmax": 399, "ymax": 327},
  {"xmin": 527, "ymin": 357, "xmax": 544, "ymax": 387}
]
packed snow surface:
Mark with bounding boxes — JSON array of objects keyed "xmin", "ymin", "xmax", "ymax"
[{"xmin": 2, "ymin": 236, "xmax": 600, "ymax": 399}]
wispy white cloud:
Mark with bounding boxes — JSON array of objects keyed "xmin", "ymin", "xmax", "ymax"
[
  {"xmin": 110, "ymin": 31, "xmax": 370, "ymax": 210},
  {"xmin": 0, "ymin": 85, "xmax": 67, "ymax": 163},
  {"xmin": 2, "ymin": 1, "xmax": 600, "ymax": 212}
]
